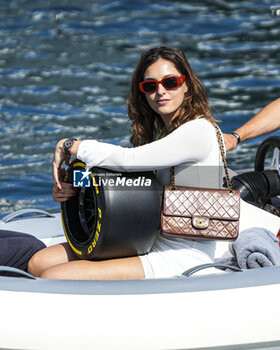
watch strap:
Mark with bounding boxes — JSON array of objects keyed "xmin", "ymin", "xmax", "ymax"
[{"xmin": 231, "ymin": 132, "xmax": 241, "ymax": 144}]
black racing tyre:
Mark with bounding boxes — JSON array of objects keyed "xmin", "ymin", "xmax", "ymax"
[
  {"xmin": 255, "ymin": 136, "xmax": 280, "ymax": 172},
  {"xmin": 61, "ymin": 159, "xmax": 161, "ymax": 260}
]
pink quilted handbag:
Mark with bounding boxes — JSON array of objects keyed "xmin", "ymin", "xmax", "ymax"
[{"xmin": 160, "ymin": 122, "xmax": 240, "ymax": 241}]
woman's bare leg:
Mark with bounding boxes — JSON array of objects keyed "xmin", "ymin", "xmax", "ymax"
[
  {"xmin": 40, "ymin": 256, "xmax": 145, "ymax": 280},
  {"xmin": 27, "ymin": 243, "xmax": 77, "ymax": 277}
]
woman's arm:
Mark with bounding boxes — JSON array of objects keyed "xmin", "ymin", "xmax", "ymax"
[
  {"xmin": 224, "ymin": 98, "xmax": 280, "ymax": 151},
  {"xmin": 76, "ymin": 119, "xmax": 215, "ymax": 169},
  {"xmin": 52, "ymin": 119, "xmax": 216, "ymax": 189}
]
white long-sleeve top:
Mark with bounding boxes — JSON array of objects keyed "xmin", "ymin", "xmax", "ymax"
[{"xmin": 77, "ymin": 118, "xmax": 223, "ymax": 188}]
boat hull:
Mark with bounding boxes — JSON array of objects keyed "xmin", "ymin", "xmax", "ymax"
[
  {"xmin": 1, "ymin": 268, "xmax": 280, "ymax": 350},
  {"xmin": 0, "ymin": 208, "xmax": 280, "ymax": 349}
]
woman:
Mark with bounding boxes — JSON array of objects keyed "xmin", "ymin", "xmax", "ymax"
[{"xmin": 28, "ymin": 46, "xmax": 222, "ymax": 280}]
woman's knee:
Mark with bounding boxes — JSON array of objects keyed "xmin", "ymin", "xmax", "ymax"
[
  {"xmin": 27, "ymin": 243, "xmax": 76, "ymax": 277},
  {"xmin": 40, "ymin": 267, "xmax": 61, "ymax": 279},
  {"xmin": 27, "ymin": 249, "xmax": 47, "ymax": 277}
]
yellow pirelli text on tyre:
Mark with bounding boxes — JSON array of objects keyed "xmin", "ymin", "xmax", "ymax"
[{"xmin": 87, "ymin": 211, "xmax": 101, "ymax": 255}]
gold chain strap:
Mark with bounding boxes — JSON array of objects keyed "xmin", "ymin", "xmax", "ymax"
[
  {"xmin": 171, "ymin": 165, "xmax": 176, "ymax": 189},
  {"xmin": 170, "ymin": 121, "xmax": 234, "ymax": 194}
]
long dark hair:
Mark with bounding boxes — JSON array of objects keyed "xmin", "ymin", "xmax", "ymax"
[{"xmin": 127, "ymin": 47, "xmax": 213, "ymax": 146}]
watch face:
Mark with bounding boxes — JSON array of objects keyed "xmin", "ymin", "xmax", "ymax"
[{"xmin": 64, "ymin": 139, "xmax": 74, "ymax": 148}]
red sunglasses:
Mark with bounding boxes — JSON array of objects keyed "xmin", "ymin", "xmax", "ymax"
[{"xmin": 139, "ymin": 75, "xmax": 186, "ymax": 93}]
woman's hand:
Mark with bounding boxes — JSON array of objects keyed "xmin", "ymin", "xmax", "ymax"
[
  {"xmin": 52, "ymin": 139, "xmax": 71, "ymax": 191},
  {"xmin": 52, "ymin": 166, "xmax": 77, "ymax": 203},
  {"xmin": 53, "ymin": 182, "xmax": 77, "ymax": 203}
]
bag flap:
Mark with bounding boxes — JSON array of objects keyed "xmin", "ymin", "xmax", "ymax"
[{"xmin": 162, "ymin": 185, "xmax": 240, "ymax": 220}]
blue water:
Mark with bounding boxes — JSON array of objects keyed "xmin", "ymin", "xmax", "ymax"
[{"xmin": 0, "ymin": 0, "xmax": 280, "ymax": 217}]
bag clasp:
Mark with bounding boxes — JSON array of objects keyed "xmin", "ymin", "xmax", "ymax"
[{"xmin": 192, "ymin": 216, "xmax": 209, "ymax": 229}]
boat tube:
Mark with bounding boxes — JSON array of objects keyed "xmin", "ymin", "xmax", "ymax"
[
  {"xmin": 231, "ymin": 169, "xmax": 280, "ymax": 207},
  {"xmin": 231, "ymin": 136, "xmax": 280, "ymax": 214},
  {"xmin": 255, "ymin": 135, "xmax": 280, "ymax": 173}
]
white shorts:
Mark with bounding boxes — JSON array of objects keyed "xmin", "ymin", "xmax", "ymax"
[
  {"xmin": 140, "ymin": 200, "xmax": 280, "ymax": 279},
  {"xmin": 139, "ymin": 234, "xmax": 215, "ymax": 279}
]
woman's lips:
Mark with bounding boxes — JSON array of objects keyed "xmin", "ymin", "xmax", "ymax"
[{"xmin": 156, "ymin": 99, "xmax": 170, "ymax": 105}]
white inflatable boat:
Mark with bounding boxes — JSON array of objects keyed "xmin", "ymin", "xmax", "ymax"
[
  {"xmin": 0, "ymin": 205, "xmax": 280, "ymax": 350},
  {"xmin": 0, "ymin": 136, "xmax": 280, "ymax": 350}
]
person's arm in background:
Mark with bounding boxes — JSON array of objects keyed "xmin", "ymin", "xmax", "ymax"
[{"xmin": 223, "ymin": 98, "xmax": 280, "ymax": 151}]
